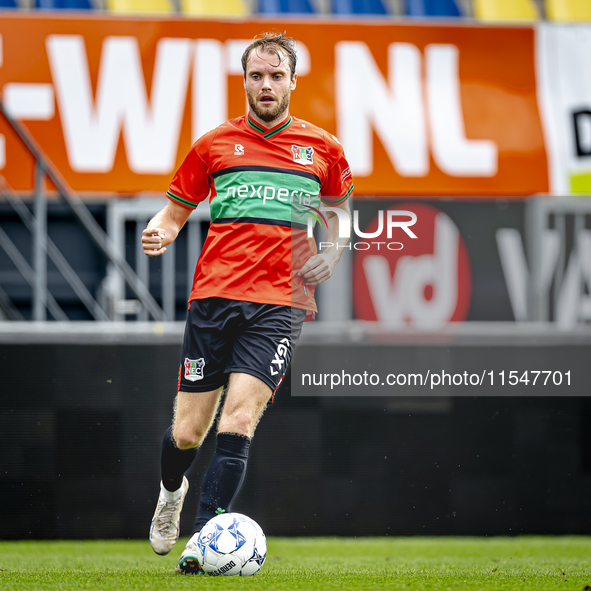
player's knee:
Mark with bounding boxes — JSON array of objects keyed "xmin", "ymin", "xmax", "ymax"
[
  {"xmin": 173, "ymin": 433, "xmax": 197, "ymax": 450},
  {"xmin": 173, "ymin": 425, "xmax": 206, "ymax": 450},
  {"xmin": 218, "ymin": 411, "xmax": 252, "ymax": 438}
]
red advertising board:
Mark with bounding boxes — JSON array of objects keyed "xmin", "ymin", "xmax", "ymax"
[{"xmin": 0, "ymin": 14, "xmax": 548, "ymax": 196}]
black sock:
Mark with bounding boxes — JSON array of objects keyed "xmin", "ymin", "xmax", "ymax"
[
  {"xmin": 193, "ymin": 432, "xmax": 250, "ymax": 534},
  {"xmin": 161, "ymin": 426, "xmax": 198, "ymax": 492}
]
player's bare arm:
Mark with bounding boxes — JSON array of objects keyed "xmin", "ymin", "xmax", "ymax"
[
  {"xmin": 298, "ymin": 198, "xmax": 352, "ymax": 286},
  {"xmin": 142, "ymin": 201, "xmax": 193, "ymax": 257}
]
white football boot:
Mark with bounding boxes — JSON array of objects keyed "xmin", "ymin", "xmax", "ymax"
[
  {"xmin": 175, "ymin": 532, "xmax": 205, "ymax": 575},
  {"xmin": 149, "ymin": 476, "xmax": 189, "ymax": 555}
]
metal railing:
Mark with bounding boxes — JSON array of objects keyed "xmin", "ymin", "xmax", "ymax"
[
  {"xmin": 0, "ymin": 93, "xmax": 165, "ymax": 321},
  {"xmin": 103, "ymin": 198, "xmax": 210, "ymax": 321}
]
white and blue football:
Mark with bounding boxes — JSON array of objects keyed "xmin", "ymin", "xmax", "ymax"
[{"xmin": 195, "ymin": 512, "xmax": 267, "ymax": 576}]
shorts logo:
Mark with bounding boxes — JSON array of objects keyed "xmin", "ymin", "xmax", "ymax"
[
  {"xmin": 234, "ymin": 144, "xmax": 244, "ymax": 156},
  {"xmin": 270, "ymin": 337, "xmax": 290, "ymax": 376},
  {"xmin": 291, "ymin": 145, "xmax": 314, "ymax": 166},
  {"xmin": 184, "ymin": 357, "xmax": 205, "ymax": 381}
]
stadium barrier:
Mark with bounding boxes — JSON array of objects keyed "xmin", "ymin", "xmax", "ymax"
[{"xmin": 1, "ymin": 322, "xmax": 590, "ymax": 538}]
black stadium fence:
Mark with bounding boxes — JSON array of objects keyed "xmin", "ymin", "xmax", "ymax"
[{"xmin": 1, "ymin": 322, "xmax": 590, "ymax": 539}]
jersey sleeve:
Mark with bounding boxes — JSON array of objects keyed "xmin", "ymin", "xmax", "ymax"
[
  {"xmin": 166, "ymin": 132, "xmax": 213, "ymax": 210},
  {"xmin": 320, "ymin": 134, "xmax": 354, "ymax": 206}
]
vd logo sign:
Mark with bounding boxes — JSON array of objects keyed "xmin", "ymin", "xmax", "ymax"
[{"xmin": 352, "ymin": 203, "xmax": 471, "ymax": 329}]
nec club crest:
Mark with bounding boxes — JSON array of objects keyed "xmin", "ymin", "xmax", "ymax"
[
  {"xmin": 291, "ymin": 145, "xmax": 314, "ymax": 165},
  {"xmin": 184, "ymin": 357, "xmax": 205, "ymax": 381}
]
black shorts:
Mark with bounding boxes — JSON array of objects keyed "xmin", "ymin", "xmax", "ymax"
[{"xmin": 178, "ymin": 297, "xmax": 306, "ymax": 395}]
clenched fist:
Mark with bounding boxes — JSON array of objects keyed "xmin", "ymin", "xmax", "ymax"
[{"xmin": 142, "ymin": 228, "xmax": 167, "ymax": 257}]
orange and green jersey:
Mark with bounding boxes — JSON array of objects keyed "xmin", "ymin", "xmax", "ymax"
[{"xmin": 167, "ymin": 113, "xmax": 354, "ymax": 314}]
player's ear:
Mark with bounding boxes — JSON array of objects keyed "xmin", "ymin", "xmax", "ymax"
[{"xmin": 291, "ymin": 72, "xmax": 297, "ymax": 91}]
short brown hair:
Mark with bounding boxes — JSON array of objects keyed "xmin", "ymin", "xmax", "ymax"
[{"xmin": 241, "ymin": 31, "xmax": 298, "ymax": 80}]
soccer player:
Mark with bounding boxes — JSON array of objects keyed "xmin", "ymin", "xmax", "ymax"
[{"xmin": 142, "ymin": 31, "xmax": 353, "ymax": 574}]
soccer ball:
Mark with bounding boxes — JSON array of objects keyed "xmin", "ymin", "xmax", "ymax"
[{"xmin": 195, "ymin": 512, "xmax": 267, "ymax": 576}]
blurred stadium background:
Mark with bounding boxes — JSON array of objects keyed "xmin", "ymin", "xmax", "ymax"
[{"xmin": 2, "ymin": 0, "xmax": 591, "ymax": 541}]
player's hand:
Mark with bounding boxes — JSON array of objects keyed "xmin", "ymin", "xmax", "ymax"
[
  {"xmin": 142, "ymin": 227, "xmax": 167, "ymax": 257},
  {"xmin": 297, "ymin": 254, "xmax": 334, "ymax": 286}
]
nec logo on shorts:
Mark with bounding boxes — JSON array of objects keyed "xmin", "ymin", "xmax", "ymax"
[
  {"xmin": 184, "ymin": 357, "xmax": 205, "ymax": 381},
  {"xmin": 270, "ymin": 338, "xmax": 290, "ymax": 376}
]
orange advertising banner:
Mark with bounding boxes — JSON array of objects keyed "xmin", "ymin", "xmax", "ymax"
[{"xmin": 0, "ymin": 14, "xmax": 548, "ymax": 197}]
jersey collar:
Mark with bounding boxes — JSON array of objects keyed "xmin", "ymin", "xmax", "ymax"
[{"xmin": 247, "ymin": 113, "xmax": 292, "ymax": 139}]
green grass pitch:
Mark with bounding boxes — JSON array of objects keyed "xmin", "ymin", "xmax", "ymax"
[{"xmin": 1, "ymin": 537, "xmax": 591, "ymax": 590}]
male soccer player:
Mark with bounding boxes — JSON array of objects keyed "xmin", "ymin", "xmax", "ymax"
[{"xmin": 142, "ymin": 31, "xmax": 353, "ymax": 574}]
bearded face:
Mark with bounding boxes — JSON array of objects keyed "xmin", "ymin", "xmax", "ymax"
[
  {"xmin": 246, "ymin": 84, "xmax": 291, "ymax": 123},
  {"xmin": 244, "ymin": 47, "xmax": 297, "ymax": 127}
]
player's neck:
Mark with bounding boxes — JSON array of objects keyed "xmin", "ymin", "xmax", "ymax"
[{"xmin": 247, "ymin": 109, "xmax": 291, "ymax": 130}]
